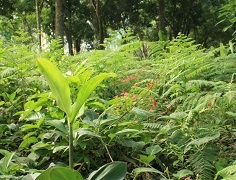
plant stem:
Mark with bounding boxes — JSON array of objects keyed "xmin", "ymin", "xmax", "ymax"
[{"xmin": 69, "ymin": 122, "xmax": 74, "ymax": 169}]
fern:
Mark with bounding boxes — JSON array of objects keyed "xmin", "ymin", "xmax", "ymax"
[
  {"xmin": 0, "ymin": 67, "xmax": 16, "ymax": 78},
  {"xmin": 144, "ymin": 122, "xmax": 163, "ymax": 129},
  {"xmin": 189, "ymin": 143, "xmax": 220, "ymax": 180}
]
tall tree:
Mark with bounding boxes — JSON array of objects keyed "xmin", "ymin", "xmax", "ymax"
[
  {"xmin": 158, "ymin": 0, "xmax": 167, "ymax": 40},
  {"xmin": 65, "ymin": 0, "xmax": 73, "ymax": 55},
  {"xmin": 89, "ymin": 0, "xmax": 104, "ymax": 49},
  {"xmin": 55, "ymin": 0, "xmax": 64, "ymax": 44},
  {"xmin": 35, "ymin": 0, "xmax": 42, "ymax": 50}
]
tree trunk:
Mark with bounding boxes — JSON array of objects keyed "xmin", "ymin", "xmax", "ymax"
[
  {"xmin": 158, "ymin": 0, "xmax": 167, "ymax": 41},
  {"xmin": 55, "ymin": 0, "xmax": 64, "ymax": 44},
  {"xmin": 75, "ymin": 37, "xmax": 81, "ymax": 54},
  {"xmin": 90, "ymin": 0, "xmax": 104, "ymax": 49},
  {"xmin": 35, "ymin": 0, "xmax": 42, "ymax": 50},
  {"xmin": 66, "ymin": 0, "xmax": 73, "ymax": 55},
  {"xmin": 96, "ymin": 0, "xmax": 104, "ymax": 49}
]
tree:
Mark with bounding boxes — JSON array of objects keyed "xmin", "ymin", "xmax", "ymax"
[
  {"xmin": 35, "ymin": 0, "xmax": 42, "ymax": 50},
  {"xmin": 88, "ymin": 0, "xmax": 105, "ymax": 49},
  {"xmin": 218, "ymin": 0, "xmax": 236, "ymax": 40},
  {"xmin": 158, "ymin": 0, "xmax": 167, "ymax": 40},
  {"xmin": 55, "ymin": 0, "xmax": 64, "ymax": 44}
]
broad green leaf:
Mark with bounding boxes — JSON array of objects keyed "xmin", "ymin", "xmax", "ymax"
[
  {"xmin": 74, "ymin": 128, "xmax": 100, "ymax": 139},
  {"xmin": 133, "ymin": 167, "xmax": 163, "ymax": 177},
  {"xmin": 2, "ymin": 152, "xmax": 15, "ymax": 173},
  {"xmin": 37, "ymin": 58, "xmax": 72, "ymax": 116},
  {"xmin": 146, "ymin": 145, "xmax": 162, "ymax": 155},
  {"xmin": 88, "ymin": 161, "xmax": 127, "ymax": 180},
  {"xmin": 0, "ymin": 149, "xmax": 10, "ymax": 156},
  {"xmin": 115, "ymin": 129, "xmax": 140, "ymax": 135},
  {"xmin": 173, "ymin": 169, "xmax": 194, "ymax": 179},
  {"xmin": 131, "ymin": 107, "xmax": 153, "ymax": 119},
  {"xmin": 221, "ymin": 175, "xmax": 236, "ymax": 180},
  {"xmin": 0, "ymin": 101, "xmax": 5, "ymax": 106},
  {"xmin": 21, "ymin": 124, "xmax": 39, "ymax": 132},
  {"xmin": 139, "ymin": 154, "xmax": 156, "ymax": 163},
  {"xmin": 214, "ymin": 163, "xmax": 236, "ymax": 180},
  {"xmin": 36, "ymin": 166, "xmax": 83, "ymax": 180},
  {"xmin": 226, "ymin": 111, "xmax": 236, "ymax": 117},
  {"xmin": 70, "ymin": 73, "xmax": 116, "ymax": 121},
  {"xmin": 18, "ymin": 136, "xmax": 38, "ymax": 151},
  {"xmin": 31, "ymin": 142, "xmax": 51, "ymax": 151},
  {"xmin": 46, "ymin": 119, "xmax": 68, "ymax": 134},
  {"xmin": 119, "ymin": 140, "xmax": 145, "ymax": 149},
  {"xmin": 186, "ymin": 132, "xmax": 220, "ymax": 148},
  {"xmin": 53, "ymin": 146, "xmax": 68, "ymax": 153}
]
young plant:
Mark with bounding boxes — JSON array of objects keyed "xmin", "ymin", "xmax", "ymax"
[{"xmin": 36, "ymin": 58, "xmax": 127, "ymax": 179}]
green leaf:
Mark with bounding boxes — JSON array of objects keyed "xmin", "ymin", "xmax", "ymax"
[
  {"xmin": 139, "ymin": 154, "xmax": 156, "ymax": 163},
  {"xmin": 214, "ymin": 163, "xmax": 236, "ymax": 180},
  {"xmin": 186, "ymin": 132, "xmax": 220, "ymax": 148},
  {"xmin": 173, "ymin": 169, "xmax": 194, "ymax": 179},
  {"xmin": 146, "ymin": 145, "xmax": 162, "ymax": 155},
  {"xmin": 119, "ymin": 140, "xmax": 145, "ymax": 149},
  {"xmin": 53, "ymin": 146, "xmax": 68, "ymax": 153},
  {"xmin": 18, "ymin": 136, "xmax": 38, "ymax": 151},
  {"xmin": 2, "ymin": 152, "xmax": 15, "ymax": 173},
  {"xmin": 0, "ymin": 101, "xmax": 5, "ymax": 106},
  {"xmin": 88, "ymin": 161, "xmax": 127, "ymax": 180},
  {"xmin": 70, "ymin": 73, "xmax": 116, "ymax": 121},
  {"xmin": 131, "ymin": 107, "xmax": 153, "ymax": 119},
  {"xmin": 74, "ymin": 128, "xmax": 100, "ymax": 139},
  {"xmin": 37, "ymin": 58, "xmax": 72, "ymax": 117},
  {"xmin": 133, "ymin": 167, "xmax": 163, "ymax": 177},
  {"xmin": 46, "ymin": 119, "xmax": 68, "ymax": 134},
  {"xmin": 36, "ymin": 166, "xmax": 83, "ymax": 180},
  {"xmin": 115, "ymin": 129, "xmax": 140, "ymax": 135}
]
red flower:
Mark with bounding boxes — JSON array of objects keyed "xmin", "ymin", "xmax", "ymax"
[
  {"xmin": 150, "ymin": 100, "xmax": 157, "ymax": 107},
  {"xmin": 147, "ymin": 83, "xmax": 153, "ymax": 89}
]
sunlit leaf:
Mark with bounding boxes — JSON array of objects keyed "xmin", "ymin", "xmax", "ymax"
[
  {"xmin": 115, "ymin": 129, "xmax": 139, "ymax": 135},
  {"xmin": 53, "ymin": 146, "xmax": 68, "ymax": 153},
  {"xmin": 36, "ymin": 166, "xmax": 83, "ymax": 180},
  {"xmin": 70, "ymin": 73, "xmax": 116, "ymax": 122},
  {"xmin": 2, "ymin": 152, "xmax": 15, "ymax": 173},
  {"xmin": 133, "ymin": 167, "xmax": 164, "ymax": 178},
  {"xmin": 173, "ymin": 169, "xmax": 194, "ymax": 179},
  {"xmin": 139, "ymin": 154, "xmax": 156, "ymax": 163},
  {"xmin": 18, "ymin": 136, "xmax": 38, "ymax": 151},
  {"xmin": 88, "ymin": 161, "xmax": 127, "ymax": 180},
  {"xmin": 46, "ymin": 119, "xmax": 68, "ymax": 134},
  {"xmin": 146, "ymin": 145, "xmax": 162, "ymax": 155},
  {"xmin": 37, "ymin": 58, "xmax": 72, "ymax": 116}
]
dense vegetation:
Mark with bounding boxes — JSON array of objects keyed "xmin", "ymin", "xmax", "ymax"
[{"xmin": 0, "ymin": 0, "xmax": 236, "ymax": 180}]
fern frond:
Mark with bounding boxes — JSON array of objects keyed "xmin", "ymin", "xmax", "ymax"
[
  {"xmin": 189, "ymin": 143, "xmax": 219, "ymax": 180},
  {"xmin": 144, "ymin": 122, "xmax": 163, "ymax": 129},
  {"xmin": 0, "ymin": 67, "xmax": 16, "ymax": 78}
]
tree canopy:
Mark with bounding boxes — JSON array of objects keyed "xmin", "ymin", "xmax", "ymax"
[{"xmin": 0, "ymin": 0, "xmax": 235, "ymax": 52}]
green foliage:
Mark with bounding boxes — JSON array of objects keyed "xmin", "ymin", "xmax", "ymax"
[
  {"xmin": 218, "ymin": 0, "xmax": 236, "ymax": 39},
  {"xmin": 37, "ymin": 58, "xmax": 72, "ymax": 118},
  {"xmin": 1, "ymin": 32, "xmax": 236, "ymax": 180},
  {"xmin": 214, "ymin": 161, "xmax": 236, "ymax": 180},
  {"xmin": 36, "ymin": 166, "xmax": 83, "ymax": 180},
  {"xmin": 87, "ymin": 161, "xmax": 127, "ymax": 180}
]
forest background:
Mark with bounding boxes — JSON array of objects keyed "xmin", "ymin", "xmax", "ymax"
[{"xmin": 0, "ymin": 0, "xmax": 236, "ymax": 180}]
